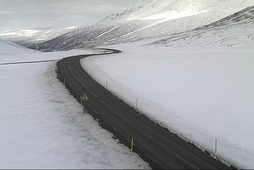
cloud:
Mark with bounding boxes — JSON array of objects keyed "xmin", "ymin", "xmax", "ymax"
[{"xmin": 0, "ymin": 0, "xmax": 147, "ymax": 33}]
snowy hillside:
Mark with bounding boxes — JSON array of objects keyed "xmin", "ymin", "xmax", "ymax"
[
  {"xmin": 34, "ymin": 0, "xmax": 254, "ymax": 51},
  {"xmin": 0, "ymin": 38, "xmax": 34, "ymax": 55},
  {"xmin": 152, "ymin": 5, "xmax": 254, "ymax": 48},
  {"xmin": 0, "ymin": 27, "xmax": 77, "ymax": 47},
  {"xmin": 0, "ymin": 38, "xmax": 94, "ymax": 64},
  {"xmin": 80, "ymin": 4, "xmax": 254, "ymax": 169},
  {"xmin": 99, "ymin": 0, "xmax": 176, "ymax": 22}
]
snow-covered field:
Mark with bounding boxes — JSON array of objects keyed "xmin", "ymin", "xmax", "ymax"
[
  {"xmin": 81, "ymin": 42, "xmax": 254, "ymax": 169},
  {"xmin": 80, "ymin": 6, "xmax": 254, "ymax": 168},
  {"xmin": 0, "ymin": 40, "xmax": 149, "ymax": 169}
]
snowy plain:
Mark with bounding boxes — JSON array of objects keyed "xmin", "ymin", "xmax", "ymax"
[
  {"xmin": 81, "ymin": 42, "xmax": 254, "ymax": 170},
  {"xmin": 80, "ymin": 12, "xmax": 254, "ymax": 169},
  {"xmin": 0, "ymin": 40, "xmax": 150, "ymax": 169}
]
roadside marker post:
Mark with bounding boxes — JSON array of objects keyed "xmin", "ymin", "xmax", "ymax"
[
  {"xmin": 135, "ymin": 98, "xmax": 138, "ymax": 110},
  {"xmin": 131, "ymin": 137, "xmax": 134, "ymax": 154},
  {"xmin": 215, "ymin": 138, "xmax": 218, "ymax": 153},
  {"xmin": 80, "ymin": 96, "xmax": 83, "ymax": 105}
]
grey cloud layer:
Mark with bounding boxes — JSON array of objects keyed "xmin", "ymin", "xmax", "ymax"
[{"xmin": 0, "ymin": 0, "xmax": 147, "ymax": 33}]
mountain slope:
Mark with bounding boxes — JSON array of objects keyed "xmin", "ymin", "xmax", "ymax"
[
  {"xmin": 152, "ymin": 5, "xmax": 254, "ymax": 48},
  {"xmin": 0, "ymin": 38, "xmax": 34, "ymax": 55},
  {"xmin": 34, "ymin": 0, "xmax": 254, "ymax": 51},
  {"xmin": 0, "ymin": 27, "xmax": 77, "ymax": 47}
]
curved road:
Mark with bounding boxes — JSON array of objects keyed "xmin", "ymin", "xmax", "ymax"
[{"xmin": 57, "ymin": 49, "xmax": 231, "ymax": 169}]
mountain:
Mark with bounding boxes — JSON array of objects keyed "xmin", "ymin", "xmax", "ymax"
[
  {"xmin": 151, "ymin": 5, "xmax": 254, "ymax": 48},
  {"xmin": 0, "ymin": 27, "xmax": 77, "ymax": 47},
  {"xmin": 33, "ymin": 0, "xmax": 254, "ymax": 51}
]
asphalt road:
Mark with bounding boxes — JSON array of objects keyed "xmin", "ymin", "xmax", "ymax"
[{"xmin": 57, "ymin": 49, "xmax": 231, "ymax": 169}]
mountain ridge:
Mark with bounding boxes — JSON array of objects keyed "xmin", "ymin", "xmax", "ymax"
[{"xmin": 32, "ymin": 0, "xmax": 254, "ymax": 51}]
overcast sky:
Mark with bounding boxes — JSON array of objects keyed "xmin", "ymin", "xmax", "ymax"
[{"xmin": 0, "ymin": 0, "xmax": 147, "ymax": 33}]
